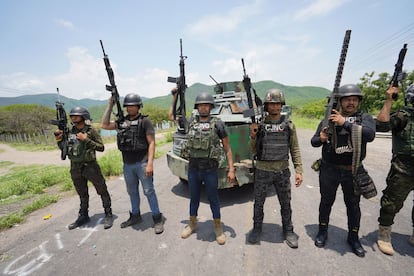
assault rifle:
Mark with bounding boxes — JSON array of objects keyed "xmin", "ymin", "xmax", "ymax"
[
  {"xmin": 100, "ymin": 40, "xmax": 124, "ymax": 123},
  {"xmin": 241, "ymin": 58, "xmax": 263, "ymax": 122},
  {"xmin": 390, "ymin": 43, "xmax": 407, "ymax": 100},
  {"xmin": 322, "ymin": 29, "xmax": 351, "ymax": 140},
  {"xmin": 168, "ymin": 38, "xmax": 189, "ymax": 133},
  {"xmin": 49, "ymin": 88, "xmax": 69, "ymax": 160}
]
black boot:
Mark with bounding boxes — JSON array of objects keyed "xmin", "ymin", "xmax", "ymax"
[
  {"xmin": 315, "ymin": 224, "xmax": 328, "ymax": 248},
  {"xmin": 120, "ymin": 211, "xmax": 142, "ymax": 228},
  {"xmin": 104, "ymin": 208, "xmax": 113, "ymax": 229},
  {"xmin": 247, "ymin": 223, "xmax": 262, "ymax": 244},
  {"xmin": 152, "ymin": 213, "xmax": 165, "ymax": 234},
  {"xmin": 68, "ymin": 213, "xmax": 90, "ymax": 230},
  {"xmin": 347, "ymin": 229, "xmax": 365, "ymax": 257},
  {"xmin": 283, "ymin": 225, "xmax": 299, "ymax": 248}
]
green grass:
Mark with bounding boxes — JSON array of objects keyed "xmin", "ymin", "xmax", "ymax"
[
  {"xmin": 98, "ymin": 149, "xmax": 123, "ymax": 177},
  {"xmin": 0, "ymin": 195, "xmax": 59, "ymax": 229},
  {"xmin": 0, "ymin": 161, "xmax": 13, "ymax": 168},
  {"xmin": 0, "ymin": 165, "xmax": 71, "ymax": 199},
  {"xmin": 292, "ymin": 115, "xmax": 319, "ymax": 130}
]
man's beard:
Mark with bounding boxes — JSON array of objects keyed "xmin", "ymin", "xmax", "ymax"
[{"xmin": 199, "ymin": 112, "xmax": 209, "ymax": 117}]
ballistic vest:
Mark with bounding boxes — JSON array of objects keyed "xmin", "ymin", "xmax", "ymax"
[
  {"xmin": 256, "ymin": 116, "xmax": 291, "ymax": 161},
  {"xmin": 68, "ymin": 125, "xmax": 96, "ymax": 163},
  {"xmin": 392, "ymin": 109, "xmax": 414, "ymax": 156},
  {"xmin": 186, "ymin": 117, "xmax": 222, "ymax": 160},
  {"xmin": 117, "ymin": 115, "xmax": 149, "ymax": 152}
]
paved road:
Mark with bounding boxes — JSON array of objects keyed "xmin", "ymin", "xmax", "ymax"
[{"xmin": 0, "ymin": 129, "xmax": 412, "ymax": 275}]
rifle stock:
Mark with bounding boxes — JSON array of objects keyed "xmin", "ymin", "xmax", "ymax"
[
  {"xmin": 322, "ymin": 30, "xmax": 351, "ymax": 139},
  {"xmin": 168, "ymin": 38, "xmax": 188, "ymax": 133},
  {"xmin": 390, "ymin": 43, "xmax": 408, "ymax": 100},
  {"xmin": 49, "ymin": 88, "xmax": 69, "ymax": 160},
  {"xmin": 100, "ymin": 40, "xmax": 124, "ymax": 123}
]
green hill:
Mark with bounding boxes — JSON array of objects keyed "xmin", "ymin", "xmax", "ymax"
[{"xmin": 0, "ymin": 81, "xmax": 330, "ymax": 120}]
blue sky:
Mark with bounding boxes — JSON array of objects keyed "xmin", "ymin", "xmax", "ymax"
[{"xmin": 0, "ymin": 0, "xmax": 413, "ymax": 100}]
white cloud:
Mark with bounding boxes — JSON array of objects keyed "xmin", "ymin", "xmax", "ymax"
[
  {"xmin": 0, "ymin": 47, "xmax": 175, "ymax": 100},
  {"xmin": 187, "ymin": 0, "xmax": 262, "ymax": 38},
  {"xmin": 293, "ymin": 0, "xmax": 350, "ymax": 21},
  {"xmin": 56, "ymin": 19, "xmax": 75, "ymax": 30}
]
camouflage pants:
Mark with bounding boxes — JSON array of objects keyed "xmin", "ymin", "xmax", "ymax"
[
  {"xmin": 378, "ymin": 165, "xmax": 414, "ymax": 227},
  {"xmin": 70, "ymin": 161, "xmax": 111, "ymax": 213},
  {"xmin": 253, "ymin": 168, "xmax": 293, "ymax": 231}
]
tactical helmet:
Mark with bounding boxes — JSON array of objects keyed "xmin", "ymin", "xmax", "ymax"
[
  {"xmin": 405, "ymin": 84, "xmax": 414, "ymax": 106},
  {"xmin": 263, "ymin": 89, "xmax": 286, "ymax": 112},
  {"xmin": 69, "ymin": 106, "xmax": 90, "ymax": 121},
  {"xmin": 338, "ymin": 84, "xmax": 363, "ymax": 100},
  {"xmin": 123, "ymin": 93, "xmax": 143, "ymax": 107},
  {"xmin": 194, "ymin": 93, "xmax": 215, "ymax": 109}
]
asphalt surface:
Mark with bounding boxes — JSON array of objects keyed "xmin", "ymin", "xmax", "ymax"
[{"xmin": 0, "ymin": 129, "xmax": 413, "ymax": 276}]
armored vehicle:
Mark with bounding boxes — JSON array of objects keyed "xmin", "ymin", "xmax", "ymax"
[{"xmin": 166, "ymin": 81, "xmax": 255, "ymax": 189}]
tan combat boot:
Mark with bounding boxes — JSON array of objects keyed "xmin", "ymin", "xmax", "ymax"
[
  {"xmin": 181, "ymin": 216, "xmax": 197, "ymax": 239},
  {"xmin": 409, "ymin": 227, "xmax": 414, "ymax": 246},
  {"xmin": 214, "ymin": 218, "xmax": 226, "ymax": 245},
  {"xmin": 377, "ymin": 225, "xmax": 394, "ymax": 255}
]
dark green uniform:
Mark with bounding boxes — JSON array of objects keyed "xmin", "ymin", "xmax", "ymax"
[
  {"xmin": 377, "ymin": 108, "xmax": 414, "ymax": 227},
  {"xmin": 65, "ymin": 124, "xmax": 111, "ymax": 217}
]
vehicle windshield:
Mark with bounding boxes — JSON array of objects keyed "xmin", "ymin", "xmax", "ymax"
[{"xmin": 211, "ymin": 99, "xmax": 250, "ymax": 115}]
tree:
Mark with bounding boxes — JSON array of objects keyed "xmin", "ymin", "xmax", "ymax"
[{"xmin": 358, "ymin": 70, "xmax": 414, "ymax": 114}]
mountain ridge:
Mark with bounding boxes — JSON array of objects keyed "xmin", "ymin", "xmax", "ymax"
[{"xmin": 0, "ymin": 81, "xmax": 330, "ymax": 111}]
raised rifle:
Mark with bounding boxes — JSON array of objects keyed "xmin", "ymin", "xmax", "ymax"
[
  {"xmin": 241, "ymin": 58, "xmax": 263, "ymax": 123},
  {"xmin": 168, "ymin": 38, "xmax": 189, "ymax": 133},
  {"xmin": 100, "ymin": 40, "xmax": 124, "ymax": 123},
  {"xmin": 322, "ymin": 29, "xmax": 351, "ymax": 140},
  {"xmin": 49, "ymin": 88, "xmax": 69, "ymax": 160},
  {"xmin": 390, "ymin": 43, "xmax": 407, "ymax": 100}
]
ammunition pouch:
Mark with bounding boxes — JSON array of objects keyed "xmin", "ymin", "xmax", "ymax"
[
  {"xmin": 353, "ymin": 167, "xmax": 377, "ymax": 200},
  {"xmin": 311, "ymin": 158, "xmax": 322, "ymax": 172}
]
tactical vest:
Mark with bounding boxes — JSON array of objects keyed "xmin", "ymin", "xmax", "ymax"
[
  {"xmin": 117, "ymin": 115, "xmax": 149, "ymax": 152},
  {"xmin": 256, "ymin": 116, "xmax": 291, "ymax": 161},
  {"xmin": 186, "ymin": 117, "xmax": 222, "ymax": 160},
  {"xmin": 392, "ymin": 109, "xmax": 414, "ymax": 156},
  {"xmin": 331, "ymin": 113, "xmax": 362, "ymax": 155},
  {"xmin": 68, "ymin": 125, "xmax": 96, "ymax": 163}
]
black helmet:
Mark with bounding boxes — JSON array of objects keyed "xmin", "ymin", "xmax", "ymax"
[
  {"xmin": 263, "ymin": 88, "xmax": 286, "ymax": 105},
  {"xmin": 405, "ymin": 84, "xmax": 414, "ymax": 106},
  {"xmin": 70, "ymin": 106, "xmax": 90, "ymax": 121},
  {"xmin": 123, "ymin": 93, "xmax": 143, "ymax": 107},
  {"xmin": 194, "ymin": 93, "xmax": 215, "ymax": 109},
  {"xmin": 338, "ymin": 84, "xmax": 363, "ymax": 100}
]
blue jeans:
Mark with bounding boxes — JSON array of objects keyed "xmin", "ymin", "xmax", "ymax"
[
  {"xmin": 188, "ymin": 166, "xmax": 221, "ymax": 219},
  {"xmin": 123, "ymin": 161, "xmax": 160, "ymax": 216}
]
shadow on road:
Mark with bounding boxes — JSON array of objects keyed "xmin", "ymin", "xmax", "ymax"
[
  {"xmin": 171, "ymin": 181, "xmax": 278, "ymax": 207},
  {"xmin": 244, "ymin": 223, "xmax": 285, "ymax": 245},
  {"xmin": 363, "ymin": 230, "xmax": 414, "ymax": 257}
]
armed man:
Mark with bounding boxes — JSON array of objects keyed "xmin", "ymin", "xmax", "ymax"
[
  {"xmin": 101, "ymin": 94, "xmax": 165, "ymax": 234},
  {"xmin": 54, "ymin": 107, "xmax": 113, "ymax": 230},
  {"xmin": 180, "ymin": 92, "xmax": 235, "ymax": 245},
  {"xmin": 311, "ymin": 84, "xmax": 376, "ymax": 257},
  {"xmin": 247, "ymin": 89, "xmax": 303, "ymax": 248},
  {"xmin": 376, "ymin": 84, "xmax": 414, "ymax": 255}
]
